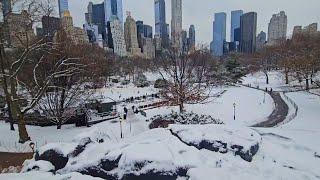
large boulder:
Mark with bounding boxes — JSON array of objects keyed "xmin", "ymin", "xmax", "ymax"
[
  {"xmin": 169, "ymin": 124, "xmax": 261, "ymax": 162},
  {"xmin": 22, "ymin": 125, "xmax": 261, "ymax": 179}
]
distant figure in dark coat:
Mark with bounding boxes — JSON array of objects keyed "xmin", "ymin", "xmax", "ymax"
[{"xmin": 123, "ymin": 107, "xmax": 128, "ymax": 120}]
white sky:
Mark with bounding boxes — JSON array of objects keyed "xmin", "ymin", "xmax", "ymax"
[{"xmin": 65, "ymin": 0, "xmax": 320, "ymax": 45}]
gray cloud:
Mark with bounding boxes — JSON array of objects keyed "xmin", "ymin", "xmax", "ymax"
[{"xmin": 68, "ymin": 0, "xmax": 320, "ymax": 45}]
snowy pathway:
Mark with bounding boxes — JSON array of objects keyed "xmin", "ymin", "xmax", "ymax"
[{"xmin": 252, "ymin": 92, "xmax": 289, "ymax": 127}]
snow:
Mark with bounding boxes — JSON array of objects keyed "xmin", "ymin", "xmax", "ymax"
[
  {"xmin": 21, "ymin": 160, "xmax": 55, "ymax": 173},
  {"xmin": 1, "ymin": 71, "xmax": 320, "ymax": 179},
  {"xmin": 169, "ymin": 124, "xmax": 261, "ymax": 153},
  {"xmin": 0, "ymin": 172, "xmax": 103, "ymax": 180},
  {"xmin": 0, "ymin": 85, "xmax": 275, "ymax": 153},
  {"xmin": 92, "ymin": 84, "xmax": 159, "ymax": 103}
]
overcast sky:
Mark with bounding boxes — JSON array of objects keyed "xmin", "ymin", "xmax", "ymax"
[{"xmin": 66, "ymin": 0, "xmax": 320, "ymax": 45}]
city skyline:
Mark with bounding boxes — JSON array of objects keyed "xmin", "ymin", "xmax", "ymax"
[{"xmin": 67, "ymin": 0, "xmax": 320, "ymax": 45}]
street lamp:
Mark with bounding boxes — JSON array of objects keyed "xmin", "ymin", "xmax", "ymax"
[{"xmin": 233, "ymin": 103, "xmax": 236, "ymax": 121}]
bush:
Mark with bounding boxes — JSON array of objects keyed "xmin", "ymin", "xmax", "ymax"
[
  {"xmin": 154, "ymin": 79, "xmax": 168, "ymax": 88},
  {"xmin": 134, "ymin": 74, "xmax": 150, "ymax": 88},
  {"xmin": 148, "ymin": 111, "xmax": 223, "ymax": 129}
]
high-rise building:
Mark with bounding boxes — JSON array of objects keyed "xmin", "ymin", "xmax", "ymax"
[
  {"xmin": 171, "ymin": 0, "xmax": 182, "ymax": 51},
  {"xmin": 143, "ymin": 25, "xmax": 153, "ymax": 38},
  {"xmin": 105, "ymin": 0, "xmax": 123, "ymax": 26},
  {"xmin": 42, "ymin": 16, "xmax": 60, "ymax": 39},
  {"xmin": 6, "ymin": 10, "xmax": 35, "ymax": 47},
  {"xmin": 2, "ymin": 0, "xmax": 12, "ymax": 16},
  {"xmin": 154, "ymin": 34, "xmax": 162, "ymax": 52},
  {"xmin": 85, "ymin": 2, "xmax": 93, "ymax": 24},
  {"xmin": 124, "ymin": 14, "xmax": 142, "ymax": 57},
  {"xmin": 293, "ymin": 23, "xmax": 318, "ymax": 39},
  {"xmin": 58, "ymin": 0, "xmax": 69, "ymax": 18},
  {"xmin": 142, "ymin": 37, "xmax": 156, "ymax": 59},
  {"xmin": 303, "ymin": 23, "xmax": 318, "ymax": 34},
  {"xmin": 213, "ymin": 12, "xmax": 226, "ymax": 56},
  {"xmin": 83, "ymin": 23, "xmax": 99, "ymax": 43},
  {"xmin": 154, "ymin": 0, "xmax": 169, "ymax": 48},
  {"xmin": 256, "ymin": 31, "xmax": 266, "ymax": 51},
  {"xmin": 60, "ymin": 11, "xmax": 89, "ymax": 44},
  {"xmin": 182, "ymin": 30, "xmax": 189, "ymax": 54},
  {"xmin": 136, "ymin": 21, "xmax": 144, "ymax": 49},
  {"xmin": 61, "ymin": 10, "xmax": 73, "ymax": 30},
  {"xmin": 188, "ymin": 25, "xmax": 195, "ymax": 52},
  {"xmin": 231, "ymin": 10, "xmax": 243, "ymax": 42},
  {"xmin": 90, "ymin": 2, "xmax": 106, "ymax": 42},
  {"xmin": 267, "ymin": 11, "xmax": 287, "ymax": 45},
  {"xmin": 110, "ymin": 16, "xmax": 127, "ymax": 57},
  {"xmin": 240, "ymin": 12, "xmax": 257, "ymax": 54}
]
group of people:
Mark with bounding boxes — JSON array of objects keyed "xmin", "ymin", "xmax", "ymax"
[{"xmin": 122, "ymin": 106, "xmax": 140, "ymax": 120}]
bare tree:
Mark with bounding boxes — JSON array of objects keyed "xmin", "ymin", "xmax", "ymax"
[
  {"xmin": 156, "ymin": 47, "xmax": 216, "ymax": 113},
  {"xmin": 0, "ymin": 0, "xmax": 84, "ymax": 143}
]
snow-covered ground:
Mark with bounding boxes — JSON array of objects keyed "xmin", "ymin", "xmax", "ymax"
[
  {"xmin": 241, "ymin": 71, "xmax": 320, "ymax": 92},
  {"xmin": 0, "ymin": 85, "xmax": 275, "ymax": 152},
  {"xmin": 1, "ymin": 72, "xmax": 320, "ymax": 179}
]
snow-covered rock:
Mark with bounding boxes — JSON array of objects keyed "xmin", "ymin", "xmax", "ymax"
[
  {"xmin": 19, "ymin": 124, "xmax": 263, "ymax": 179},
  {"xmin": 149, "ymin": 112, "xmax": 223, "ymax": 129},
  {"xmin": 169, "ymin": 124, "xmax": 261, "ymax": 162},
  {"xmin": 22, "ymin": 160, "xmax": 55, "ymax": 173}
]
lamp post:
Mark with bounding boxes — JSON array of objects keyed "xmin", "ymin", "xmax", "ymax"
[
  {"xmin": 233, "ymin": 103, "xmax": 236, "ymax": 121},
  {"xmin": 120, "ymin": 118, "xmax": 123, "ymax": 139}
]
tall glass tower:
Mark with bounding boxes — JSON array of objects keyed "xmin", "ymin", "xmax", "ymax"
[
  {"xmin": 213, "ymin": 12, "xmax": 226, "ymax": 56},
  {"xmin": 2, "ymin": 0, "xmax": 12, "ymax": 16},
  {"xmin": 105, "ymin": 0, "xmax": 123, "ymax": 26},
  {"xmin": 154, "ymin": 0, "xmax": 168, "ymax": 48},
  {"xmin": 231, "ymin": 10, "xmax": 243, "ymax": 42},
  {"xmin": 188, "ymin": 25, "xmax": 196, "ymax": 50},
  {"xmin": 58, "ymin": 0, "xmax": 69, "ymax": 18}
]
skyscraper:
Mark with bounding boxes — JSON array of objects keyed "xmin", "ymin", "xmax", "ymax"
[
  {"xmin": 267, "ymin": 11, "xmax": 287, "ymax": 45},
  {"xmin": 2, "ymin": 0, "xmax": 12, "ymax": 16},
  {"xmin": 110, "ymin": 16, "xmax": 127, "ymax": 57},
  {"xmin": 58, "ymin": 0, "xmax": 69, "ymax": 18},
  {"xmin": 143, "ymin": 25, "xmax": 153, "ymax": 38},
  {"xmin": 182, "ymin": 30, "xmax": 188, "ymax": 54},
  {"xmin": 91, "ymin": 2, "xmax": 106, "ymax": 41},
  {"xmin": 213, "ymin": 12, "xmax": 226, "ymax": 56},
  {"xmin": 105, "ymin": 0, "xmax": 123, "ymax": 26},
  {"xmin": 231, "ymin": 10, "xmax": 243, "ymax": 42},
  {"xmin": 85, "ymin": 2, "xmax": 93, "ymax": 24},
  {"xmin": 124, "ymin": 14, "xmax": 142, "ymax": 56},
  {"xmin": 154, "ymin": 0, "xmax": 169, "ymax": 48},
  {"xmin": 136, "ymin": 21, "xmax": 144, "ymax": 49},
  {"xmin": 256, "ymin": 31, "xmax": 266, "ymax": 51},
  {"xmin": 171, "ymin": 0, "xmax": 182, "ymax": 51},
  {"xmin": 240, "ymin": 12, "xmax": 257, "ymax": 54},
  {"xmin": 188, "ymin": 25, "xmax": 196, "ymax": 52},
  {"xmin": 42, "ymin": 16, "xmax": 60, "ymax": 39}
]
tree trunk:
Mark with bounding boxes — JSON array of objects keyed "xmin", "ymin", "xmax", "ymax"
[
  {"xmin": 0, "ymin": 42, "xmax": 15, "ymax": 131},
  {"xmin": 8, "ymin": 102, "xmax": 15, "ymax": 131},
  {"xmin": 57, "ymin": 121, "xmax": 62, "ymax": 129},
  {"xmin": 306, "ymin": 79, "xmax": 310, "ymax": 91},
  {"xmin": 266, "ymin": 74, "xmax": 269, "ymax": 84},
  {"xmin": 179, "ymin": 103, "xmax": 184, "ymax": 114},
  {"xmin": 285, "ymin": 72, "xmax": 289, "ymax": 85},
  {"xmin": 11, "ymin": 78, "xmax": 30, "ymax": 143},
  {"xmin": 17, "ymin": 114, "xmax": 30, "ymax": 143}
]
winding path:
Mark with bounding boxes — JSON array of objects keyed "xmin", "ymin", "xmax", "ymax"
[{"xmin": 252, "ymin": 92, "xmax": 289, "ymax": 128}]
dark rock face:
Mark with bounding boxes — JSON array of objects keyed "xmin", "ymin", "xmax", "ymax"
[
  {"xmin": 170, "ymin": 129, "xmax": 259, "ymax": 162},
  {"xmin": 77, "ymin": 155, "xmax": 121, "ymax": 179},
  {"xmin": 37, "ymin": 150, "xmax": 68, "ymax": 171},
  {"xmin": 70, "ymin": 137, "xmax": 92, "ymax": 157},
  {"xmin": 149, "ymin": 119, "xmax": 175, "ymax": 129}
]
